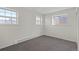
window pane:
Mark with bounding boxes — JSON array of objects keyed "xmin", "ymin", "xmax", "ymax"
[
  {"xmin": 0, "ymin": 17, "xmax": 5, "ymax": 24},
  {"xmin": 5, "ymin": 18, "xmax": 11, "ymax": 24},
  {"xmin": 0, "ymin": 12, "xmax": 5, "ymax": 16},
  {"xmin": 6, "ymin": 10, "xmax": 12, "ymax": 17},
  {"xmin": 0, "ymin": 8, "xmax": 5, "ymax": 16},
  {"xmin": 6, "ymin": 12, "xmax": 11, "ymax": 17},
  {"xmin": 0, "ymin": 8, "xmax": 17, "ymax": 24},
  {"xmin": 12, "ymin": 14, "xmax": 16, "ymax": 17},
  {"xmin": 11, "ymin": 12, "xmax": 16, "ymax": 14},
  {"xmin": 6, "ymin": 17, "xmax": 10, "ymax": 20},
  {"xmin": 52, "ymin": 16, "xmax": 55, "ymax": 25},
  {"xmin": 0, "ymin": 17, "xmax": 5, "ymax": 20},
  {"xmin": 0, "ymin": 9, "xmax": 5, "ymax": 12},
  {"xmin": 12, "ymin": 18, "xmax": 16, "ymax": 21},
  {"xmin": 12, "ymin": 18, "xmax": 16, "ymax": 24},
  {"xmin": 11, "ymin": 12, "xmax": 16, "ymax": 17},
  {"xmin": 54, "ymin": 16, "xmax": 60, "ymax": 24},
  {"xmin": 36, "ymin": 16, "xmax": 41, "ymax": 25},
  {"xmin": 0, "ymin": 20, "xmax": 5, "ymax": 24},
  {"xmin": 6, "ymin": 10, "xmax": 11, "ymax": 13}
]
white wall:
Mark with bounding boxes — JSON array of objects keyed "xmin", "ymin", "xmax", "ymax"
[
  {"xmin": 0, "ymin": 7, "xmax": 43, "ymax": 49},
  {"xmin": 77, "ymin": 8, "xmax": 79, "ymax": 50},
  {"xmin": 0, "ymin": 7, "xmax": 78, "ymax": 50},
  {"xmin": 44, "ymin": 8, "xmax": 77, "ymax": 42}
]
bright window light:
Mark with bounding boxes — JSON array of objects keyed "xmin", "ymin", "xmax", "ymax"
[
  {"xmin": 52, "ymin": 14, "xmax": 67, "ymax": 25},
  {"xmin": 36, "ymin": 16, "xmax": 42, "ymax": 25},
  {"xmin": 52, "ymin": 16, "xmax": 56, "ymax": 25},
  {"xmin": 0, "ymin": 7, "xmax": 17, "ymax": 24}
]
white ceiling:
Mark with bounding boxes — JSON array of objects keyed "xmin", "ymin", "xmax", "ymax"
[
  {"xmin": 9, "ymin": 7, "xmax": 71, "ymax": 14},
  {"xmin": 26, "ymin": 7, "xmax": 71, "ymax": 14}
]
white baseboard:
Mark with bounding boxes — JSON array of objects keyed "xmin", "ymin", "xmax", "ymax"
[
  {"xmin": 0, "ymin": 33, "xmax": 76, "ymax": 50},
  {"xmin": 0, "ymin": 33, "xmax": 42, "ymax": 49},
  {"xmin": 17, "ymin": 33, "xmax": 42, "ymax": 44},
  {"xmin": 45, "ymin": 34, "xmax": 77, "ymax": 42}
]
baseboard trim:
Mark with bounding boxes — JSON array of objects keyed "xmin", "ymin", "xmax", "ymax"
[
  {"xmin": 0, "ymin": 34, "xmax": 42, "ymax": 50},
  {"xmin": 44, "ymin": 35, "xmax": 77, "ymax": 43},
  {"xmin": 0, "ymin": 34, "xmax": 77, "ymax": 50}
]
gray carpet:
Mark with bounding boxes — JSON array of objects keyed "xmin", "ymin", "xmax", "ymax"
[{"xmin": 0, "ymin": 35, "xmax": 77, "ymax": 51}]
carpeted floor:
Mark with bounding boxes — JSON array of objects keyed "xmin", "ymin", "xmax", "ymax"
[{"xmin": 0, "ymin": 35, "xmax": 77, "ymax": 51}]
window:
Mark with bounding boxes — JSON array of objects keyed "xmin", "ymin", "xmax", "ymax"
[
  {"xmin": 52, "ymin": 14, "xmax": 67, "ymax": 25},
  {"xmin": 36, "ymin": 16, "xmax": 42, "ymax": 25},
  {"xmin": 0, "ymin": 8, "xmax": 17, "ymax": 24},
  {"xmin": 52, "ymin": 16, "xmax": 56, "ymax": 25}
]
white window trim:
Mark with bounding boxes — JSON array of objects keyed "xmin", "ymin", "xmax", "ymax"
[
  {"xmin": 0, "ymin": 7, "xmax": 18, "ymax": 25},
  {"xmin": 36, "ymin": 16, "xmax": 42, "ymax": 25},
  {"xmin": 52, "ymin": 14, "xmax": 68, "ymax": 25}
]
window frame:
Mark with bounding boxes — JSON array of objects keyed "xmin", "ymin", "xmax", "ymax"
[
  {"xmin": 52, "ymin": 14, "xmax": 68, "ymax": 25},
  {"xmin": 36, "ymin": 16, "xmax": 42, "ymax": 25},
  {"xmin": 0, "ymin": 7, "xmax": 18, "ymax": 25}
]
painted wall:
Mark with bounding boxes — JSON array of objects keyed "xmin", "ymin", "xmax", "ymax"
[
  {"xmin": 45, "ymin": 8, "xmax": 77, "ymax": 42},
  {"xmin": 0, "ymin": 7, "xmax": 43, "ymax": 49},
  {"xmin": 77, "ymin": 8, "xmax": 79, "ymax": 50},
  {"xmin": 0, "ymin": 7, "xmax": 78, "ymax": 50}
]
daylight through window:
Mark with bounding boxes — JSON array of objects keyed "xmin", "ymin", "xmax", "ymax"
[
  {"xmin": 36, "ymin": 16, "xmax": 42, "ymax": 25},
  {"xmin": 0, "ymin": 8, "xmax": 17, "ymax": 24}
]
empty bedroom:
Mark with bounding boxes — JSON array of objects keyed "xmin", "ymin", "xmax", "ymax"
[{"xmin": 0, "ymin": 7, "xmax": 78, "ymax": 51}]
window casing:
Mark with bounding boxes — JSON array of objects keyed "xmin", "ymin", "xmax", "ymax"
[
  {"xmin": 52, "ymin": 14, "xmax": 67, "ymax": 25},
  {"xmin": 36, "ymin": 16, "xmax": 42, "ymax": 25},
  {"xmin": 0, "ymin": 8, "xmax": 17, "ymax": 24}
]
